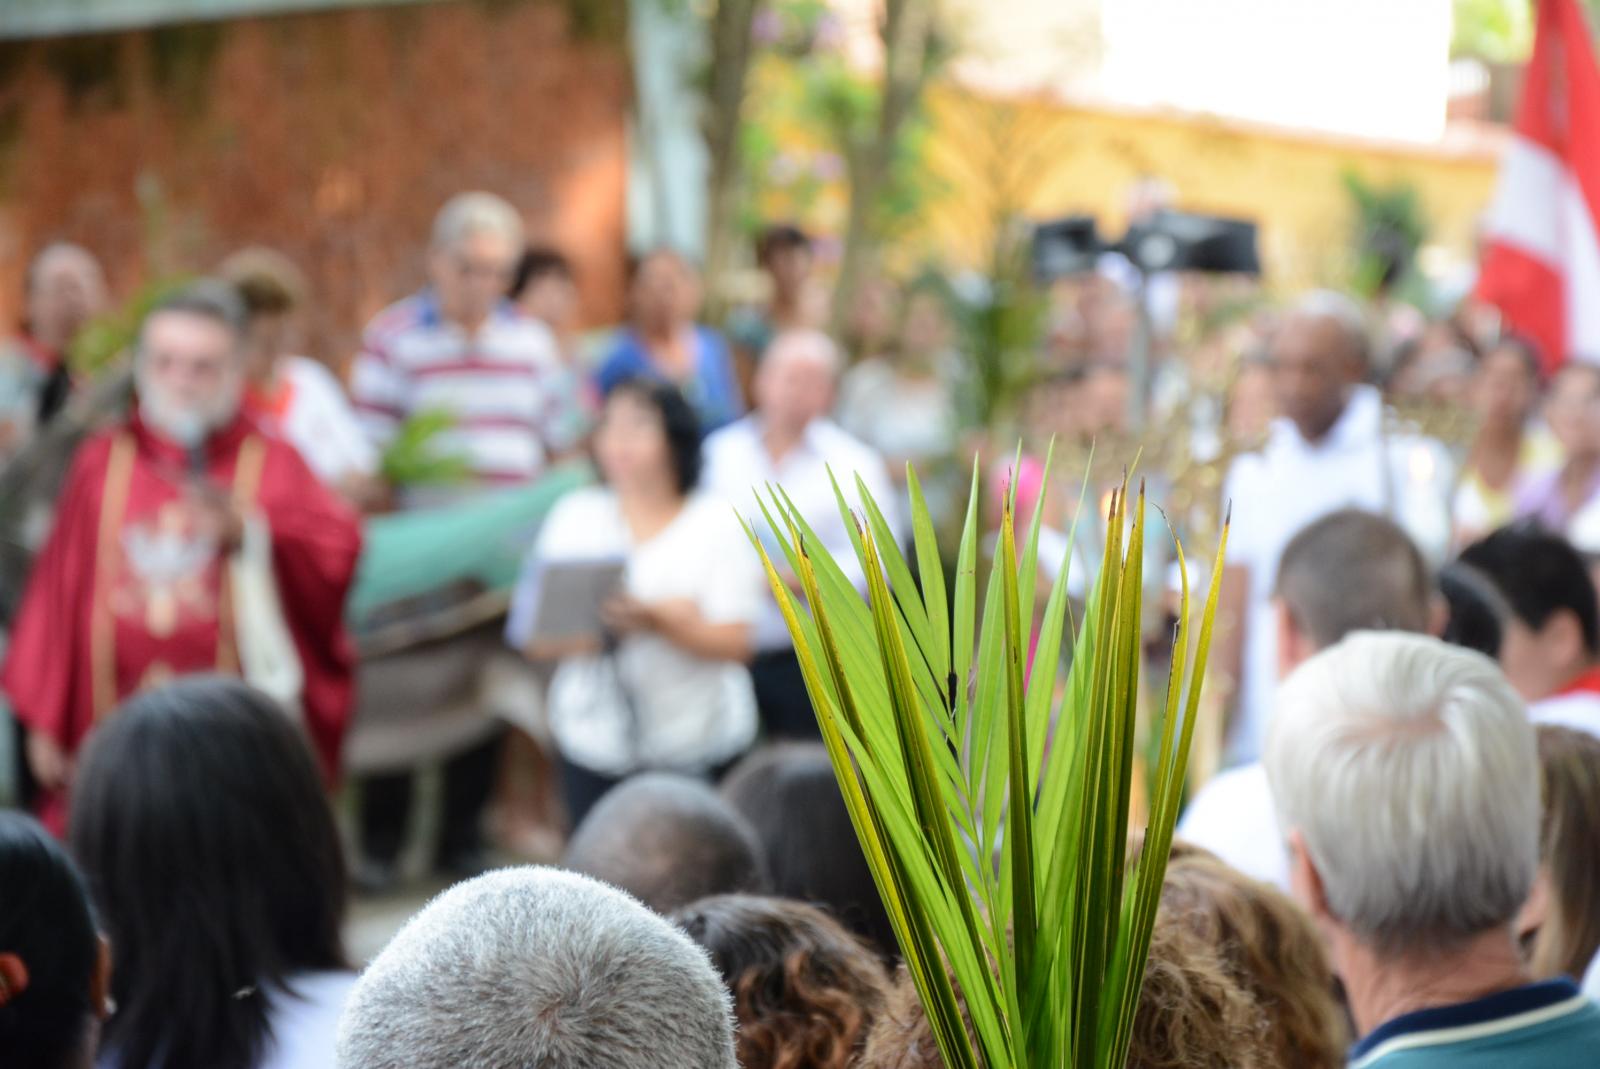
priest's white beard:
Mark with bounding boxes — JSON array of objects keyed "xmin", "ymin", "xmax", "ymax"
[{"xmin": 136, "ymin": 365, "xmax": 243, "ymax": 449}]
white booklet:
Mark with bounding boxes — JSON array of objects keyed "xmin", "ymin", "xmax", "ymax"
[{"xmin": 522, "ymin": 557, "xmax": 628, "ymax": 643}]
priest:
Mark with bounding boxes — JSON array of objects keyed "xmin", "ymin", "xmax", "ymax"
[{"xmin": 3, "ymin": 281, "xmax": 363, "ymax": 832}]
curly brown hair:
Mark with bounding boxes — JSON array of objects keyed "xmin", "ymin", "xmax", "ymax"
[
  {"xmin": 672, "ymin": 895, "xmax": 889, "ymax": 1069},
  {"xmin": 1159, "ymin": 853, "xmax": 1348, "ymax": 1069},
  {"xmin": 857, "ymin": 913, "xmax": 1270, "ymax": 1069}
]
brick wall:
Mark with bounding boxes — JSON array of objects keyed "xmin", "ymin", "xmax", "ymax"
[{"xmin": 0, "ymin": 0, "xmax": 630, "ymax": 369}]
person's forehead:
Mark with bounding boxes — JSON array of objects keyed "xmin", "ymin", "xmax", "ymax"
[
  {"xmin": 34, "ymin": 248, "xmax": 101, "ymax": 287},
  {"xmin": 1553, "ymin": 365, "xmax": 1600, "ymax": 396},
  {"xmin": 143, "ymin": 310, "xmax": 235, "ymax": 354},
  {"xmin": 452, "ymin": 229, "xmax": 517, "ymax": 256},
  {"xmin": 1273, "ymin": 314, "xmax": 1350, "ymax": 359}
]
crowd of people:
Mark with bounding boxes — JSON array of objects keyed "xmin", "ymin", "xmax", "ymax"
[{"xmin": 3, "ymin": 186, "xmax": 1600, "ymax": 1068}]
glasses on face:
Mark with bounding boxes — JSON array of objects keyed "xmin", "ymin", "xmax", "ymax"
[{"xmin": 452, "ymin": 254, "xmax": 513, "ymax": 282}]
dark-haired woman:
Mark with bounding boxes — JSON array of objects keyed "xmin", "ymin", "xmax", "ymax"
[
  {"xmin": 0, "ymin": 811, "xmax": 111, "ymax": 1069},
  {"xmin": 673, "ymin": 895, "xmax": 890, "ymax": 1069},
  {"xmin": 509, "ymin": 379, "xmax": 763, "ymax": 825},
  {"xmin": 69, "ymin": 676, "xmax": 352, "ymax": 1069},
  {"xmin": 1455, "ymin": 337, "xmax": 1556, "ymax": 545}
]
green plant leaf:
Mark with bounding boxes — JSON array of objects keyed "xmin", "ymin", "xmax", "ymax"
[{"xmin": 752, "ymin": 454, "xmax": 1221, "ymax": 1069}]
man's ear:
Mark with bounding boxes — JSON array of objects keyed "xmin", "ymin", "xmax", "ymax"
[
  {"xmin": 1427, "ymin": 593, "xmax": 1450, "ymax": 639},
  {"xmin": 90, "ymin": 935, "xmax": 113, "ymax": 1020},
  {"xmin": 1546, "ymin": 610, "xmax": 1586, "ymax": 672},
  {"xmin": 1275, "ymin": 599, "xmax": 1313, "ymax": 676},
  {"xmin": 1287, "ymin": 828, "xmax": 1331, "ymax": 924},
  {"xmin": 1516, "ymin": 866, "xmax": 1551, "ymax": 942}
]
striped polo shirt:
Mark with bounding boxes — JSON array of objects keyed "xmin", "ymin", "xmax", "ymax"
[
  {"xmin": 1350, "ymin": 978, "xmax": 1600, "ymax": 1068},
  {"xmin": 350, "ymin": 292, "xmax": 575, "ymax": 493}
]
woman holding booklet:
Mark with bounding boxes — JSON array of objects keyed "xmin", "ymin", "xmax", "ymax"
[{"xmin": 507, "ymin": 379, "xmax": 764, "ymax": 824}]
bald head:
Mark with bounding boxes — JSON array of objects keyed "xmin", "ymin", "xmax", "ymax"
[
  {"xmin": 25, "ymin": 243, "xmax": 106, "ymax": 351},
  {"xmin": 756, "ymin": 329, "xmax": 841, "ymax": 434},
  {"xmin": 1271, "ymin": 292, "xmax": 1369, "ymax": 443},
  {"xmin": 562, "ymin": 773, "xmax": 768, "ymax": 914}
]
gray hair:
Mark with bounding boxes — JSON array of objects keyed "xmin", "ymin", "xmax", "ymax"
[
  {"xmin": 1290, "ymin": 289, "xmax": 1371, "ymax": 368},
  {"xmin": 136, "ymin": 279, "xmax": 249, "ymax": 357},
  {"xmin": 765, "ymin": 328, "xmax": 843, "ymax": 378},
  {"xmin": 431, "ymin": 191, "xmax": 524, "ymax": 250},
  {"xmin": 562, "ymin": 773, "xmax": 769, "ymax": 914},
  {"xmin": 1273, "ymin": 509, "xmax": 1432, "ymax": 649},
  {"xmin": 1264, "ymin": 632, "xmax": 1539, "ymax": 956},
  {"xmin": 336, "ymin": 867, "xmax": 738, "ymax": 1069}
]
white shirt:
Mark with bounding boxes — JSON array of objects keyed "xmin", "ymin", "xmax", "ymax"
[
  {"xmin": 1223, "ymin": 385, "xmax": 1452, "ymax": 763},
  {"xmin": 506, "ymin": 488, "xmax": 762, "ymax": 775},
  {"xmin": 260, "ymin": 971, "xmax": 357, "ymax": 1069},
  {"xmin": 702, "ymin": 416, "xmax": 899, "ymax": 652},
  {"xmin": 97, "ymin": 970, "xmax": 355, "ymax": 1069},
  {"xmin": 836, "ymin": 357, "xmax": 959, "ymax": 466},
  {"xmin": 260, "ymin": 356, "xmax": 377, "ymax": 486},
  {"xmin": 1177, "ymin": 761, "xmax": 1289, "ymax": 891},
  {"xmin": 1529, "ymin": 690, "xmax": 1600, "ymax": 740}
]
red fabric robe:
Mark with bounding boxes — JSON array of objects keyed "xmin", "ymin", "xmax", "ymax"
[{"xmin": 3, "ymin": 410, "xmax": 362, "ymax": 832}]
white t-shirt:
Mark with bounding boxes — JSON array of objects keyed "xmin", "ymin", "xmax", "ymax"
[
  {"xmin": 1529, "ymin": 690, "xmax": 1600, "ymax": 740},
  {"xmin": 836, "ymin": 357, "xmax": 958, "ymax": 465},
  {"xmin": 1176, "ymin": 761, "xmax": 1289, "ymax": 891},
  {"xmin": 507, "ymin": 488, "xmax": 762, "ymax": 775},
  {"xmin": 260, "ymin": 971, "xmax": 357, "ymax": 1069},
  {"xmin": 97, "ymin": 970, "xmax": 356, "ymax": 1069},
  {"xmin": 261, "ymin": 356, "xmax": 378, "ymax": 486},
  {"xmin": 1223, "ymin": 386, "xmax": 1452, "ymax": 763},
  {"xmin": 702, "ymin": 416, "xmax": 899, "ymax": 652}
]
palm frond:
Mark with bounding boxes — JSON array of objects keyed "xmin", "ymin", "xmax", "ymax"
[{"xmin": 745, "ymin": 452, "xmax": 1225, "ymax": 1068}]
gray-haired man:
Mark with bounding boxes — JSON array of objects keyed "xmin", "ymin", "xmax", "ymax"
[{"xmin": 337, "ymin": 866, "xmax": 738, "ymax": 1069}]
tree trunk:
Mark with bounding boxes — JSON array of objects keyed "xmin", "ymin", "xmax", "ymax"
[
  {"xmin": 830, "ymin": 0, "xmax": 937, "ymax": 341},
  {"xmin": 701, "ymin": 0, "xmax": 759, "ymax": 320}
]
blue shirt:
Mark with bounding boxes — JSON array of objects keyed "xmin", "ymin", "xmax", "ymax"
[
  {"xmin": 1349, "ymin": 978, "xmax": 1600, "ymax": 1068},
  {"xmin": 593, "ymin": 325, "xmax": 743, "ymax": 433}
]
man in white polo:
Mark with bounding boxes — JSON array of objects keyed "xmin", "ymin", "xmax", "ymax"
[
  {"xmin": 701, "ymin": 329, "xmax": 897, "ymax": 740},
  {"xmin": 1217, "ymin": 291, "xmax": 1451, "ymax": 764}
]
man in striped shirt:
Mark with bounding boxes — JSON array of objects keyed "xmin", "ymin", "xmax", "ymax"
[
  {"xmin": 349, "ymin": 191, "xmax": 578, "ymax": 890},
  {"xmin": 351, "ymin": 191, "xmax": 576, "ymax": 506}
]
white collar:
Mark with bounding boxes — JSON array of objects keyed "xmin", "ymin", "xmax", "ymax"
[{"xmin": 1269, "ymin": 383, "xmax": 1383, "ymax": 453}]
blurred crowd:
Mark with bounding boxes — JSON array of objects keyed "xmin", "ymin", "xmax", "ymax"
[{"xmin": 3, "ymin": 189, "xmax": 1600, "ymax": 1068}]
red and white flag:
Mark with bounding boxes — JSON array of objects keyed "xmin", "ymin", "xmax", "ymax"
[{"xmin": 1476, "ymin": 0, "xmax": 1600, "ymax": 373}]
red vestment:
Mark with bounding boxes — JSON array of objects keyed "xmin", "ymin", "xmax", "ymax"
[{"xmin": 2, "ymin": 410, "xmax": 362, "ymax": 832}]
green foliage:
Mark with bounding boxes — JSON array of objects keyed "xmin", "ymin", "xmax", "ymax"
[
  {"xmin": 378, "ymin": 408, "xmax": 472, "ymax": 488},
  {"xmin": 950, "ymin": 236, "xmax": 1048, "ymax": 430},
  {"xmin": 749, "ymin": 454, "xmax": 1225, "ymax": 1068},
  {"xmin": 1451, "ymin": 0, "xmax": 1534, "ymax": 61},
  {"xmin": 1342, "ymin": 170, "xmax": 1429, "ymax": 302},
  {"xmin": 67, "ymin": 275, "xmax": 194, "ymax": 377},
  {"xmin": 1451, "ymin": 0, "xmax": 1600, "ymax": 60}
]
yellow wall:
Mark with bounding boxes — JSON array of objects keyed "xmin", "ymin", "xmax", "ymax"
[{"xmin": 915, "ymin": 87, "xmax": 1500, "ymax": 290}]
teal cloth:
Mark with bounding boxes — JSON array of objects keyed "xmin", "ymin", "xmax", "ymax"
[{"xmin": 348, "ymin": 463, "xmax": 592, "ymax": 624}]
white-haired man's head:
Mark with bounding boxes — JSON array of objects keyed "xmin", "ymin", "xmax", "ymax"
[
  {"xmin": 1264, "ymin": 632, "xmax": 1539, "ymax": 961},
  {"xmin": 134, "ymin": 280, "xmax": 249, "ymax": 447},
  {"xmin": 427, "ymin": 191, "xmax": 524, "ymax": 332},
  {"xmin": 755, "ymin": 328, "xmax": 841, "ymax": 437},
  {"xmin": 336, "ymin": 867, "xmax": 738, "ymax": 1069}
]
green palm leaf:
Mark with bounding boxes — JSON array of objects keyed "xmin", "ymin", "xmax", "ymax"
[{"xmin": 744, "ymin": 453, "xmax": 1225, "ymax": 1068}]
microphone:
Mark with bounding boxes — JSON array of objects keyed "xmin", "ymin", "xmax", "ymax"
[{"xmin": 187, "ymin": 441, "xmax": 209, "ymax": 482}]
